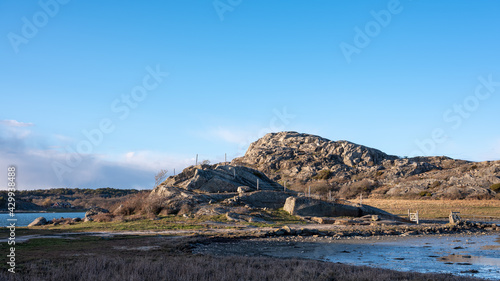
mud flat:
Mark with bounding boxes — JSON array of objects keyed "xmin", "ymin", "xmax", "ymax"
[{"xmin": 194, "ymin": 234, "xmax": 500, "ymax": 280}]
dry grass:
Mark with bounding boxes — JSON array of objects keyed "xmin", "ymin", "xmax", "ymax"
[
  {"xmin": 363, "ymin": 199, "xmax": 500, "ymax": 219},
  {"xmin": 0, "ymin": 235, "xmax": 483, "ymax": 281}
]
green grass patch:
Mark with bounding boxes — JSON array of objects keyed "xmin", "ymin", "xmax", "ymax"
[
  {"xmin": 264, "ymin": 209, "xmax": 305, "ymax": 225},
  {"xmin": 490, "ymin": 183, "xmax": 500, "ymax": 192},
  {"xmin": 42, "ymin": 215, "xmax": 229, "ymax": 232}
]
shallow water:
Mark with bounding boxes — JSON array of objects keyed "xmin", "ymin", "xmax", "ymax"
[
  {"xmin": 323, "ymin": 234, "xmax": 500, "ymax": 280},
  {"xmin": 0, "ymin": 212, "xmax": 86, "ymax": 227}
]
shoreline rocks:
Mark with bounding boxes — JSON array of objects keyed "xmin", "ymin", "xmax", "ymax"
[{"xmin": 262, "ymin": 221, "xmax": 499, "ymax": 240}]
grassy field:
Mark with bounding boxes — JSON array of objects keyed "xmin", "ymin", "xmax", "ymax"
[
  {"xmin": 363, "ymin": 199, "xmax": 500, "ymax": 219},
  {"xmin": 0, "ymin": 209, "xmax": 304, "ymax": 234}
]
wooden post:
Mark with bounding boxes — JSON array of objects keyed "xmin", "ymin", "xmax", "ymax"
[
  {"xmin": 196, "ymin": 154, "xmax": 198, "ymax": 166},
  {"xmin": 233, "ymin": 168, "xmax": 236, "ymax": 179},
  {"xmin": 408, "ymin": 210, "xmax": 419, "ymax": 224},
  {"xmin": 284, "ymin": 181, "xmax": 286, "ymax": 192},
  {"xmin": 359, "ymin": 194, "xmax": 363, "ymax": 206},
  {"xmin": 329, "ymin": 191, "xmax": 332, "ymax": 201},
  {"xmin": 257, "ymin": 179, "xmax": 259, "ymax": 190},
  {"xmin": 308, "ymin": 186, "xmax": 311, "ymax": 197}
]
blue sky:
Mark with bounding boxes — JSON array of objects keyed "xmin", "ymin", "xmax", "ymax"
[{"xmin": 1, "ymin": 0, "xmax": 500, "ymax": 189}]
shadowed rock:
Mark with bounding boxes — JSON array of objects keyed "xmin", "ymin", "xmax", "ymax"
[
  {"xmin": 238, "ymin": 191, "xmax": 293, "ymax": 209},
  {"xmin": 284, "ymin": 196, "xmax": 401, "ymax": 220}
]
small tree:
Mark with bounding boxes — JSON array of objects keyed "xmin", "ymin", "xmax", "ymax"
[
  {"xmin": 201, "ymin": 160, "xmax": 211, "ymax": 165},
  {"xmin": 154, "ymin": 169, "xmax": 168, "ymax": 188}
]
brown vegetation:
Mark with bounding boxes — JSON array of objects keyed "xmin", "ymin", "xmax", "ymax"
[
  {"xmin": 362, "ymin": 199, "xmax": 500, "ymax": 219},
  {"xmin": 0, "ymin": 236, "xmax": 483, "ymax": 281}
]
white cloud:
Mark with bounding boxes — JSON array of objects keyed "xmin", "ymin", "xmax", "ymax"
[
  {"xmin": 0, "ymin": 123, "xmax": 194, "ymax": 190},
  {"xmin": 112, "ymin": 150, "xmax": 194, "ymax": 173},
  {"xmin": 0, "ymin": 120, "xmax": 34, "ymax": 127}
]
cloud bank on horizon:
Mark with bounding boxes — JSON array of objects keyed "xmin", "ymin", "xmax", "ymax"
[{"xmin": 1, "ymin": 1, "xmax": 500, "ymax": 189}]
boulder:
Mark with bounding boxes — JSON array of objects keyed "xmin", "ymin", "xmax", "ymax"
[
  {"xmin": 237, "ymin": 186, "xmax": 251, "ymax": 195},
  {"xmin": 311, "ymin": 217, "xmax": 335, "ymax": 224},
  {"xmin": 28, "ymin": 217, "xmax": 47, "ymax": 227},
  {"xmin": 284, "ymin": 196, "xmax": 401, "ymax": 220},
  {"xmin": 284, "ymin": 196, "xmax": 361, "ymax": 217}
]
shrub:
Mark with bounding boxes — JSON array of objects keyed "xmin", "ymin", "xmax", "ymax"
[
  {"xmin": 178, "ymin": 203, "xmax": 193, "ymax": 216},
  {"xmin": 92, "ymin": 213, "xmax": 114, "ymax": 222},
  {"xmin": 252, "ymin": 170, "xmax": 265, "ymax": 179},
  {"xmin": 490, "ymin": 183, "xmax": 500, "ymax": 192},
  {"xmin": 338, "ymin": 179, "xmax": 378, "ymax": 199},
  {"xmin": 313, "ymin": 169, "xmax": 331, "ymax": 180},
  {"xmin": 419, "ymin": 191, "xmax": 432, "ymax": 197},
  {"xmin": 112, "ymin": 192, "xmax": 158, "ymax": 216},
  {"xmin": 141, "ymin": 196, "xmax": 164, "ymax": 216},
  {"xmin": 313, "ymin": 184, "xmax": 334, "ymax": 196},
  {"xmin": 429, "ymin": 181, "xmax": 441, "ymax": 189},
  {"xmin": 113, "ymin": 193, "xmax": 145, "ymax": 216}
]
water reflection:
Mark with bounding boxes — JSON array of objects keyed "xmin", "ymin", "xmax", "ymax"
[{"xmin": 323, "ymin": 235, "xmax": 500, "ymax": 280}]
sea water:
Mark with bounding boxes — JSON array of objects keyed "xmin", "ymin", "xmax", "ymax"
[{"xmin": 0, "ymin": 212, "xmax": 86, "ymax": 227}]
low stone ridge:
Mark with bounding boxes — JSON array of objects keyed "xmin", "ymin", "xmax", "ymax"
[
  {"xmin": 284, "ymin": 197, "xmax": 360, "ymax": 217},
  {"xmin": 283, "ymin": 196, "xmax": 397, "ymax": 220},
  {"xmin": 232, "ymin": 131, "xmax": 500, "ymax": 199}
]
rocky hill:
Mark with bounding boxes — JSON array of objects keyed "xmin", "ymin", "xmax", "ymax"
[
  {"xmin": 232, "ymin": 132, "xmax": 500, "ymax": 199},
  {"xmin": 149, "ymin": 163, "xmax": 395, "ymax": 220},
  {"xmin": 152, "ymin": 164, "xmax": 282, "ymax": 196},
  {"xmin": 149, "ymin": 164, "xmax": 291, "ymax": 215}
]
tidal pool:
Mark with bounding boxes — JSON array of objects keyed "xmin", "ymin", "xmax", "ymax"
[
  {"xmin": 195, "ymin": 233, "xmax": 500, "ymax": 280},
  {"xmin": 322, "ymin": 234, "xmax": 500, "ymax": 280}
]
